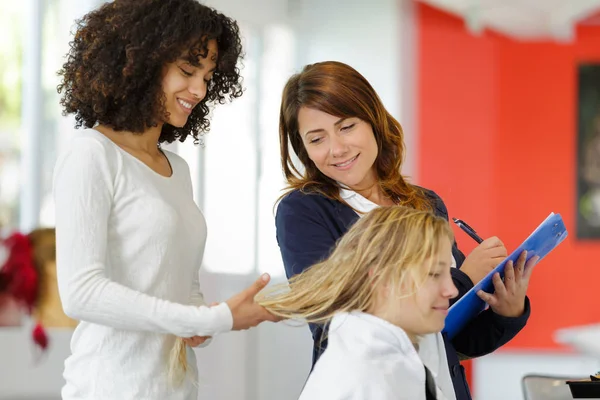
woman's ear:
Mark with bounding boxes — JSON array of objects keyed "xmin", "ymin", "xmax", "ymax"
[
  {"xmin": 368, "ymin": 268, "xmax": 385, "ymax": 290},
  {"xmin": 370, "ymin": 270, "xmax": 394, "ymax": 299}
]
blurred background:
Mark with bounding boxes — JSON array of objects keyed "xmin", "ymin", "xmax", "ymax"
[{"xmin": 1, "ymin": 0, "xmax": 600, "ymax": 399}]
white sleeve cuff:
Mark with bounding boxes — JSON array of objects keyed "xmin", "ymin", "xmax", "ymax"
[{"xmin": 209, "ymin": 302, "xmax": 233, "ymax": 335}]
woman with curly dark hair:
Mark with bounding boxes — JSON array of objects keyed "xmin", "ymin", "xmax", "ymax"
[{"xmin": 53, "ymin": 1, "xmax": 277, "ymax": 398}]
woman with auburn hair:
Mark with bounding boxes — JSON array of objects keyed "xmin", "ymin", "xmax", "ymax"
[
  {"xmin": 275, "ymin": 61, "xmax": 535, "ymax": 400},
  {"xmin": 53, "ymin": 1, "xmax": 277, "ymax": 398}
]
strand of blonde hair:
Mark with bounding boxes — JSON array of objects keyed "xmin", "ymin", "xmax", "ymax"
[
  {"xmin": 257, "ymin": 206, "xmax": 453, "ymax": 323},
  {"xmin": 168, "ymin": 337, "xmax": 189, "ymax": 387}
]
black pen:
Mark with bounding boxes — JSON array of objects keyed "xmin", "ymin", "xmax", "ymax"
[{"xmin": 452, "ymin": 218, "xmax": 484, "ymax": 244}]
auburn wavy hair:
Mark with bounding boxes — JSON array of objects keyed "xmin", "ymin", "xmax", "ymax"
[
  {"xmin": 279, "ymin": 61, "xmax": 430, "ymax": 211},
  {"xmin": 57, "ymin": 0, "xmax": 243, "ymax": 144}
]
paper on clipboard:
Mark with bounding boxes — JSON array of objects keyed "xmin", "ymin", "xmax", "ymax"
[{"xmin": 443, "ymin": 212, "xmax": 568, "ymax": 340}]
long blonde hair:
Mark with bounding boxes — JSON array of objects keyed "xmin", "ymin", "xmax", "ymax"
[
  {"xmin": 257, "ymin": 205, "xmax": 453, "ymax": 323},
  {"xmin": 168, "ymin": 338, "xmax": 190, "ymax": 387},
  {"xmin": 168, "ymin": 206, "xmax": 453, "ymax": 384}
]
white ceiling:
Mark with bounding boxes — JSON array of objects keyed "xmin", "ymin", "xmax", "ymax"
[{"xmin": 419, "ymin": 0, "xmax": 600, "ymax": 41}]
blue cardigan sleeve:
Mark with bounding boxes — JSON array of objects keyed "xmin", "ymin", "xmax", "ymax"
[{"xmin": 275, "ymin": 194, "xmax": 340, "ymax": 279}]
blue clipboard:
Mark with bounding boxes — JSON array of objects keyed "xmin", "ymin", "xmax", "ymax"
[{"xmin": 443, "ymin": 212, "xmax": 568, "ymax": 340}]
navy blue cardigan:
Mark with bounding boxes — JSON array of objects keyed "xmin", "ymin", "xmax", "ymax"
[{"xmin": 275, "ymin": 188, "xmax": 530, "ymax": 400}]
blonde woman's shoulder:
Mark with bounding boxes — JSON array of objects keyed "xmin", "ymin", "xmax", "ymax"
[{"xmin": 300, "ymin": 355, "xmax": 406, "ymax": 400}]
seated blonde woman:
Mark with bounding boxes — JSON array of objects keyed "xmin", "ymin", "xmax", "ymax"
[
  {"xmin": 259, "ymin": 205, "xmax": 459, "ymax": 400},
  {"xmin": 170, "ymin": 206, "xmax": 458, "ymax": 398}
]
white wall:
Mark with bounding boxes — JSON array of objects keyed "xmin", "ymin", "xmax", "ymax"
[{"xmin": 0, "ymin": 325, "xmax": 70, "ymax": 400}]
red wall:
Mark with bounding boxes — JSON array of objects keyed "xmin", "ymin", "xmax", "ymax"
[{"xmin": 417, "ymin": 2, "xmax": 600, "ymax": 351}]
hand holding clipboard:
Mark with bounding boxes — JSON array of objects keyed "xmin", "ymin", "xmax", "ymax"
[{"xmin": 444, "ymin": 213, "xmax": 568, "ymax": 340}]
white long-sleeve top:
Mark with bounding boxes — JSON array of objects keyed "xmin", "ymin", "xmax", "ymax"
[
  {"xmin": 53, "ymin": 129, "xmax": 233, "ymax": 400},
  {"xmin": 299, "ymin": 312, "xmax": 453, "ymax": 400}
]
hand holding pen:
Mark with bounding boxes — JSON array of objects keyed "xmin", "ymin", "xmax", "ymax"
[
  {"xmin": 452, "ymin": 218, "xmax": 483, "ymax": 244},
  {"xmin": 451, "ymin": 216, "xmax": 536, "ymax": 318},
  {"xmin": 452, "ymin": 217, "xmax": 508, "ymax": 285}
]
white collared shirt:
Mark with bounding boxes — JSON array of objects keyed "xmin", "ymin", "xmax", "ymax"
[{"xmin": 299, "ymin": 312, "xmax": 454, "ymax": 400}]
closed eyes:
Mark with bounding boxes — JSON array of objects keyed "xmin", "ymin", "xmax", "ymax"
[{"xmin": 179, "ymin": 67, "xmax": 193, "ymax": 77}]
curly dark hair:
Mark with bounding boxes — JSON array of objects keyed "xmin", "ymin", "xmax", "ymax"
[{"xmin": 57, "ymin": 0, "xmax": 244, "ymax": 143}]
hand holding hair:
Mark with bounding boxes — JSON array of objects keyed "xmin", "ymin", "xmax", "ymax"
[
  {"xmin": 169, "ymin": 274, "xmax": 280, "ymax": 386},
  {"xmin": 226, "ymin": 273, "xmax": 281, "ymax": 330}
]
